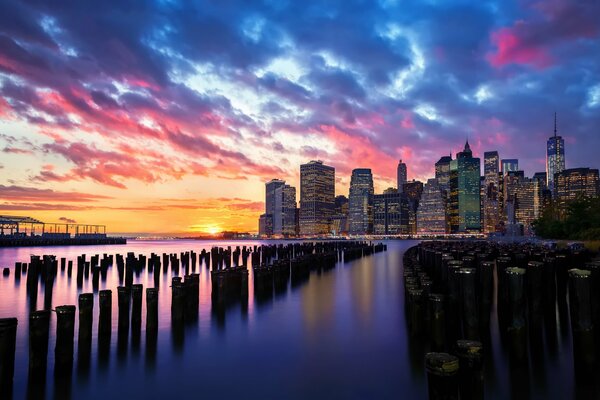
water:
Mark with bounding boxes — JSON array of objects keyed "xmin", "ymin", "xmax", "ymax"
[{"xmin": 0, "ymin": 240, "xmax": 595, "ymax": 399}]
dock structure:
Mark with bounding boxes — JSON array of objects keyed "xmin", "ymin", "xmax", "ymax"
[
  {"xmin": 403, "ymin": 240, "xmax": 599, "ymax": 399},
  {"xmin": 0, "ymin": 215, "xmax": 125, "ymax": 247},
  {"xmin": 0, "ymin": 240, "xmax": 388, "ymax": 392}
]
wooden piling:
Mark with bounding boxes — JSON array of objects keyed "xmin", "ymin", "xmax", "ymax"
[
  {"xmin": 425, "ymin": 352, "xmax": 459, "ymax": 400},
  {"xmin": 54, "ymin": 305, "xmax": 76, "ymax": 378},
  {"xmin": 455, "ymin": 340, "xmax": 483, "ymax": 400}
]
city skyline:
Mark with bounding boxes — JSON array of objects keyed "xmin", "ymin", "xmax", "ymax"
[{"xmin": 1, "ymin": 0, "xmax": 600, "ymax": 234}]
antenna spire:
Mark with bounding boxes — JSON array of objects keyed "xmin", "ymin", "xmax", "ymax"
[{"xmin": 554, "ymin": 112, "xmax": 557, "ymax": 137}]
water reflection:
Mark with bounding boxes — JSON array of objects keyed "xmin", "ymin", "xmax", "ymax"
[{"xmin": 0, "ymin": 240, "xmax": 597, "ymax": 399}]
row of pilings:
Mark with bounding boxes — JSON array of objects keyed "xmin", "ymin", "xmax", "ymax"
[
  {"xmin": 403, "ymin": 240, "xmax": 599, "ymax": 400},
  {"xmin": 0, "ymin": 240, "xmax": 386, "ymax": 397}
]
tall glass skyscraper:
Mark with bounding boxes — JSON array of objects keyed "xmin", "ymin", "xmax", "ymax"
[
  {"xmin": 397, "ymin": 160, "xmax": 407, "ymax": 193},
  {"xmin": 546, "ymin": 113, "xmax": 565, "ymax": 194},
  {"xmin": 348, "ymin": 168, "xmax": 374, "ymax": 234},
  {"xmin": 299, "ymin": 161, "xmax": 335, "ymax": 235},
  {"xmin": 265, "ymin": 179, "xmax": 285, "ymax": 216},
  {"xmin": 449, "ymin": 141, "xmax": 481, "ymax": 233},
  {"xmin": 373, "ymin": 190, "xmax": 409, "ymax": 235},
  {"xmin": 501, "ymin": 159, "xmax": 519, "ymax": 175},
  {"xmin": 483, "ymin": 151, "xmax": 500, "ymax": 233},
  {"xmin": 417, "ymin": 178, "xmax": 446, "ymax": 234},
  {"xmin": 273, "ymin": 184, "xmax": 297, "ymax": 236}
]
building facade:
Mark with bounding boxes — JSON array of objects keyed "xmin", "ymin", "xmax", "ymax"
[
  {"xmin": 483, "ymin": 151, "xmax": 501, "ymax": 234},
  {"xmin": 397, "ymin": 160, "xmax": 407, "ymax": 193},
  {"xmin": 299, "ymin": 161, "xmax": 335, "ymax": 235},
  {"xmin": 555, "ymin": 168, "xmax": 599, "ymax": 214},
  {"xmin": 273, "ymin": 184, "xmax": 297, "ymax": 236},
  {"xmin": 501, "ymin": 159, "xmax": 519, "ymax": 176},
  {"xmin": 373, "ymin": 190, "xmax": 409, "ymax": 235},
  {"xmin": 417, "ymin": 178, "xmax": 446, "ymax": 234},
  {"xmin": 348, "ymin": 168, "xmax": 374, "ymax": 235},
  {"xmin": 547, "ymin": 113, "xmax": 566, "ymax": 194},
  {"xmin": 449, "ymin": 141, "xmax": 481, "ymax": 233}
]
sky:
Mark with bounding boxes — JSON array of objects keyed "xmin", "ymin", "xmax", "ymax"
[{"xmin": 0, "ymin": 0, "xmax": 599, "ymax": 234}]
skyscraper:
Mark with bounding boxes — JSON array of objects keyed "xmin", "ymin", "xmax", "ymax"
[
  {"xmin": 501, "ymin": 159, "xmax": 519, "ymax": 175},
  {"xmin": 435, "ymin": 155, "xmax": 452, "ymax": 194},
  {"xmin": 555, "ymin": 168, "xmax": 599, "ymax": 215},
  {"xmin": 417, "ymin": 178, "xmax": 446, "ymax": 234},
  {"xmin": 259, "ymin": 178, "xmax": 286, "ymax": 236},
  {"xmin": 483, "ymin": 151, "xmax": 501, "ymax": 233},
  {"xmin": 265, "ymin": 179, "xmax": 285, "ymax": 216},
  {"xmin": 403, "ymin": 180, "xmax": 423, "ymax": 234},
  {"xmin": 373, "ymin": 190, "xmax": 409, "ymax": 235},
  {"xmin": 348, "ymin": 168, "xmax": 374, "ymax": 235},
  {"xmin": 299, "ymin": 160, "xmax": 335, "ymax": 235},
  {"xmin": 273, "ymin": 184, "xmax": 297, "ymax": 236},
  {"xmin": 546, "ymin": 113, "xmax": 566, "ymax": 194},
  {"xmin": 435, "ymin": 155, "xmax": 453, "ymax": 232},
  {"xmin": 449, "ymin": 141, "xmax": 481, "ymax": 233},
  {"xmin": 397, "ymin": 160, "xmax": 407, "ymax": 193}
]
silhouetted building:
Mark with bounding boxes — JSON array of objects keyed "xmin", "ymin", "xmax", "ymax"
[
  {"xmin": 417, "ymin": 178, "xmax": 446, "ymax": 234},
  {"xmin": 547, "ymin": 113, "xmax": 566, "ymax": 194},
  {"xmin": 449, "ymin": 141, "xmax": 481, "ymax": 233},
  {"xmin": 299, "ymin": 160, "xmax": 335, "ymax": 235},
  {"xmin": 373, "ymin": 191, "xmax": 409, "ymax": 235},
  {"xmin": 348, "ymin": 169, "xmax": 374, "ymax": 235},
  {"xmin": 397, "ymin": 160, "xmax": 407, "ymax": 193}
]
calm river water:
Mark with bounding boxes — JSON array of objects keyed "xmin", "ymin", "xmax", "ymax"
[{"xmin": 0, "ymin": 240, "xmax": 594, "ymax": 399}]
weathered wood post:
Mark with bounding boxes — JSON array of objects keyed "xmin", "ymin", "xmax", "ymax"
[
  {"xmin": 54, "ymin": 305, "xmax": 76, "ymax": 378},
  {"xmin": 429, "ymin": 294, "xmax": 446, "ymax": 351},
  {"xmin": 146, "ymin": 288, "xmax": 158, "ymax": 366},
  {"xmin": 131, "ymin": 284, "xmax": 143, "ymax": 352},
  {"xmin": 455, "ymin": 340, "xmax": 483, "ymax": 400},
  {"xmin": 425, "ymin": 352, "xmax": 459, "ymax": 400},
  {"xmin": 568, "ymin": 269, "xmax": 596, "ymax": 373},
  {"xmin": 506, "ymin": 267, "xmax": 527, "ymax": 364},
  {"xmin": 0, "ymin": 318, "xmax": 18, "ymax": 396},
  {"xmin": 77, "ymin": 293, "xmax": 94, "ymax": 374},
  {"xmin": 117, "ymin": 286, "xmax": 130, "ymax": 358},
  {"xmin": 98, "ymin": 290, "xmax": 111, "ymax": 365},
  {"xmin": 458, "ymin": 268, "xmax": 479, "ymax": 340},
  {"xmin": 27, "ymin": 311, "xmax": 49, "ymax": 398}
]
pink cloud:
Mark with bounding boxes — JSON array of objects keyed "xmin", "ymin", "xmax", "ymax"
[{"xmin": 487, "ymin": 25, "xmax": 553, "ymax": 69}]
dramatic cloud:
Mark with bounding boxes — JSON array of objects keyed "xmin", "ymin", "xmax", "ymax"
[{"xmin": 0, "ymin": 0, "xmax": 599, "ymax": 232}]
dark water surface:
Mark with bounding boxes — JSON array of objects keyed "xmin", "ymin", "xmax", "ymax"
[{"xmin": 0, "ymin": 240, "xmax": 590, "ymax": 399}]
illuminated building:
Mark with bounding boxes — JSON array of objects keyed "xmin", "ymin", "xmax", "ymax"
[
  {"xmin": 449, "ymin": 141, "xmax": 481, "ymax": 233},
  {"xmin": 546, "ymin": 113, "xmax": 566, "ymax": 194},
  {"xmin": 348, "ymin": 168, "xmax": 374, "ymax": 234},
  {"xmin": 397, "ymin": 160, "xmax": 407, "ymax": 193},
  {"xmin": 273, "ymin": 184, "xmax": 297, "ymax": 236},
  {"xmin": 403, "ymin": 180, "xmax": 423, "ymax": 234},
  {"xmin": 483, "ymin": 151, "xmax": 501, "ymax": 233},
  {"xmin": 373, "ymin": 190, "xmax": 409, "ymax": 235},
  {"xmin": 417, "ymin": 178, "xmax": 446, "ymax": 234},
  {"xmin": 555, "ymin": 168, "xmax": 599, "ymax": 214},
  {"xmin": 299, "ymin": 160, "xmax": 335, "ymax": 235},
  {"xmin": 258, "ymin": 214, "xmax": 273, "ymax": 237},
  {"xmin": 501, "ymin": 159, "xmax": 519, "ymax": 175}
]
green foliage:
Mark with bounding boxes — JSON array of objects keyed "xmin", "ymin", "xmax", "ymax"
[{"xmin": 533, "ymin": 196, "xmax": 600, "ymax": 240}]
